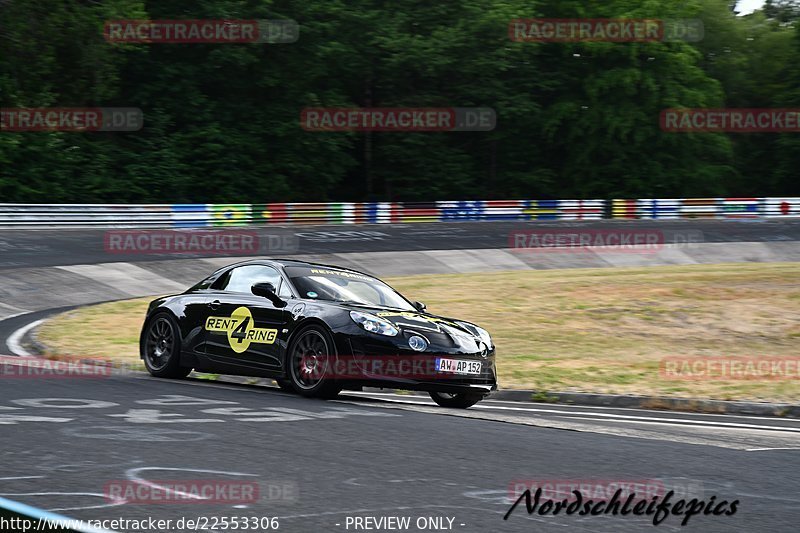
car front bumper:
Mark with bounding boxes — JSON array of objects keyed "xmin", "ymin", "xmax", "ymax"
[{"xmin": 329, "ymin": 329, "xmax": 498, "ymax": 394}]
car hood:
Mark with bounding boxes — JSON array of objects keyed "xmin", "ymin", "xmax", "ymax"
[{"xmin": 339, "ymin": 303, "xmax": 487, "ymax": 347}]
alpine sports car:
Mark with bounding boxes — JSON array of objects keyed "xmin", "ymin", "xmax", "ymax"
[{"xmin": 140, "ymin": 259, "xmax": 497, "ymax": 408}]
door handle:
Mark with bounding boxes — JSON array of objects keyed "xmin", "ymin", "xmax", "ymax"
[{"xmin": 208, "ymin": 300, "xmax": 221, "ymax": 310}]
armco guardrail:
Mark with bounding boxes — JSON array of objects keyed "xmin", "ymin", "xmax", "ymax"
[
  {"xmin": 0, "ymin": 200, "xmax": 604, "ymax": 227},
  {"xmin": 612, "ymin": 197, "xmax": 800, "ymax": 219},
  {"xmin": 0, "ymin": 198, "xmax": 797, "ymax": 228}
]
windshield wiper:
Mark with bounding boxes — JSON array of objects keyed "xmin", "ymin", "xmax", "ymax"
[{"xmin": 333, "ymin": 299, "xmax": 371, "ymax": 306}]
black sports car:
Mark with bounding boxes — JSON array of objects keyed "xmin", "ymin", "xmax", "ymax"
[{"xmin": 140, "ymin": 259, "xmax": 497, "ymax": 408}]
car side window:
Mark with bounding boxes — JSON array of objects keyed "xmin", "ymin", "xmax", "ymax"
[
  {"xmin": 189, "ymin": 275, "xmax": 216, "ymax": 291},
  {"xmin": 217, "ymin": 265, "xmax": 284, "ymax": 294},
  {"xmin": 277, "ymin": 278, "xmax": 293, "ymax": 298}
]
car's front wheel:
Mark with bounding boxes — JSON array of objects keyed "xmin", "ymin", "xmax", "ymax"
[
  {"xmin": 287, "ymin": 325, "xmax": 342, "ymax": 399},
  {"xmin": 429, "ymin": 391, "xmax": 484, "ymax": 409},
  {"xmin": 142, "ymin": 313, "xmax": 192, "ymax": 379},
  {"xmin": 275, "ymin": 379, "xmax": 295, "ymax": 393}
]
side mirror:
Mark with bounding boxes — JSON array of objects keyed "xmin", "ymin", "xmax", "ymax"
[
  {"xmin": 413, "ymin": 301, "xmax": 427, "ymax": 312},
  {"xmin": 251, "ymin": 282, "xmax": 287, "ymax": 308}
]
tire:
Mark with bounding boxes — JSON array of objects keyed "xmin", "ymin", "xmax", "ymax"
[
  {"xmin": 429, "ymin": 391, "xmax": 484, "ymax": 409},
  {"xmin": 141, "ymin": 312, "xmax": 192, "ymax": 379},
  {"xmin": 286, "ymin": 324, "xmax": 342, "ymax": 399}
]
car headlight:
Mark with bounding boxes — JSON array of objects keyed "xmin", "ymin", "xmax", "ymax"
[
  {"xmin": 350, "ymin": 311, "xmax": 399, "ymax": 337},
  {"xmin": 457, "ymin": 321, "xmax": 493, "ymax": 348}
]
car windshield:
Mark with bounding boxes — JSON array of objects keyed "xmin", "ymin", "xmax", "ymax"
[{"xmin": 285, "ymin": 266, "xmax": 416, "ymax": 311}]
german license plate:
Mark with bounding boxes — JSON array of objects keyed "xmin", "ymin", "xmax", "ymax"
[{"xmin": 435, "ymin": 358, "xmax": 481, "ymax": 375}]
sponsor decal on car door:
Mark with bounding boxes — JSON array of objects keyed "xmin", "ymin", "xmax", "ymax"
[{"xmin": 204, "ymin": 300, "xmax": 287, "ymax": 368}]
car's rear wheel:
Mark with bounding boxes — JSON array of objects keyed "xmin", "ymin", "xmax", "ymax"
[
  {"xmin": 429, "ymin": 391, "xmax": 484, "ymax": 409},
  {"xmin": 142, "ymin": 313, "xmax": 192, "ymax": 379},
  {"xmin": 287, "ymin": 325, "xmax": 342, "ymax": 399}
]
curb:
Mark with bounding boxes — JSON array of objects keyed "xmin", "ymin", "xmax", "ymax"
[
  {"xmin": 361, "ymin": 386, "xmax": 800, "ymax": 418},
  {"xmin": 486, "ymin": 389, "xmax": 800, "ymax": 418}
]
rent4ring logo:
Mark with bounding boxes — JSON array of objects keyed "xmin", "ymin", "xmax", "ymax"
[{"xmin": 205, "ymin": 307, "xmax": 278, "ymax": 353}]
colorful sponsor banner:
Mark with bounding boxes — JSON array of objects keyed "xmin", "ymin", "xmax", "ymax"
[
  {"xmin": 171, "ymin": 204, "xmax": 210, "ymax": 228},
  {"xmin": 484, "ymin": 200, "xmax": 525, "ymax": 220},
  {"xmin": 373, "ymin": 202, "xmax": 396, "ymax": 223},
  {"xmin": 3, "ymin": 198, "xmax": 799, "ymax": 228},
  {"xmin": 289, "ymin": 203, "xmax": 331, "ymax": 224},
  {"xmin": 331, "ymin": 202, "xmax": 355, "ymax": 224},
  {"xmin": 558, "ymin": 199, "xmax": 604, "ymax": 220},
  {"xmin": 611, "ymin": 199, "xmax": 638, "ymax": 219},
  {"xmin": 680, "ymin": 198, "xmax": 718, "ymax": 218},
  {"xmin": 611, "ymin": 198, "xmax": 728, "ymax": 219},
  {"xmin": 253, "ymin": 203, "xmax": 289, "ymax": 224},
  {"xmin": 398, "ymin": 202, "xmax": 439, "ymax": 223},
  {"xmin": 438, "ymin": 200, "xmax": 485, "ymax": 221},
  {"xmin": 720, "ymin": 198, "xmax": 759, "ymax": 218},
  {"xmin": 523, "ymin": 200, "xmax": 560, "ymax": 220},
  {"xmin": 762, "ymin": 198, "xmax": 800, "ymax": 217},
  {"xmin": 637, "ymin": 199, "xmax": 681, "ymax": 219},
  {"xmin": 210, "ymin": 204, "xmax": 252, "ymax": 226}
]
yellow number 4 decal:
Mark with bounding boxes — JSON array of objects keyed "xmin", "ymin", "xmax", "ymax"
[{"xmin": 205, "ymin": 306, "xmax": 278, "ymax": 353}]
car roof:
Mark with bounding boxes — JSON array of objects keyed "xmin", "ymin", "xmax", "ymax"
[{"xmin": 216, "ymin": 258, "xmax": 374, "ymax": 278}]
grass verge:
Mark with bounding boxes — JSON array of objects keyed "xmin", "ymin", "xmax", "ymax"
[{"xmin": 36, "ymin": 262, "xmax": 800, "ymax": 402}]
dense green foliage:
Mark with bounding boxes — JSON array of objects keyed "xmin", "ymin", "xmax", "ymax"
[{"xmin": 0, "ymin": 0, "xmax": 798, "ymax": 202}]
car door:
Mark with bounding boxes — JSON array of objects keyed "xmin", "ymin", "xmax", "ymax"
[
  {"xmin": 203, "ymin": 265, "xmax": 292, "ymax": 371},
  {"xmin": 179, "ymin": 273, "xmax": 229, "ymax": 357}
]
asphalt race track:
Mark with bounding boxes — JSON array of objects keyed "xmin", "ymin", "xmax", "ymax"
[
  {"xmin": 1, "ymin": 373, "xmax": 799, "ymax": 533},
  {"xmin": 1, "ymin": 220, "xmax": 799, "ymax": 533},
  {"xmin": 3, "ymin": 218, "xmax": 800, "ymax": 269}
]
